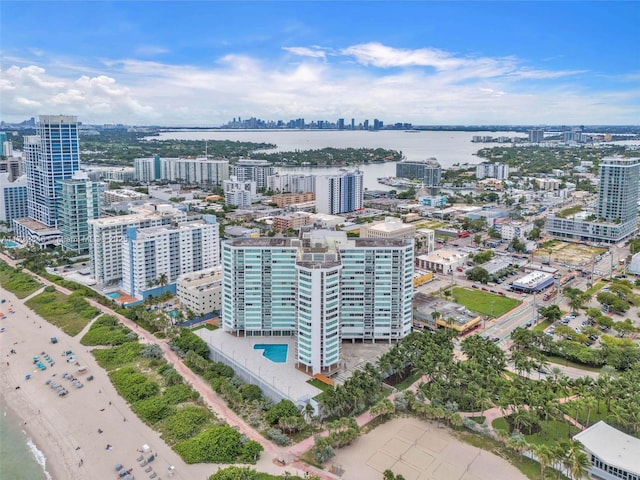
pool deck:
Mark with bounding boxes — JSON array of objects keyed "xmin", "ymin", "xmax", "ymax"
[{"xmin": 194, "ymin": 328, "xmax": 322, "ymax": 405}]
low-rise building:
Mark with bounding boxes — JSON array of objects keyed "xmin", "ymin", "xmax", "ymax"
[
  {"xmin": 359, "ymin": 217, "xmax": 416, "ymax": 239},
  {"xmin": 272, "ymin": 212, "xmax": 313, "ymax": 231},
  {"xmin": 574, "ymin": 421, "xmax": 640, "ymax": 480},
  {"xmin": 103, "ymin": 189, "xmax": 148, "ymax": 204},
  {"xmin": 415, "ymin": 228, "xmax": 435, "ymax": 254},
  {"xmin": 499, "ymin": 220, "xmax": 534, "ymax": 241},
  {"xmin": 271, "ymin": 192, "xmax": 315, "ymax": 207},
  {"xmin": 511, "ymin": 271, "xmax": 554, "ymax": 293},
  {"xmin": 415, "ymin": 249, "xmax": 467, "ymax": 274},
  {"xmin": 176, "ymin": 267, "xmax": 222, "ymax": 315}
]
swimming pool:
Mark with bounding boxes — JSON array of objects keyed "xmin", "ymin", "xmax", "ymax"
[
  {"xmin": 106, "ymin": 292, "xmax": 122, "ymax": 299},
  {"xmin": 2, "ymin": 240, "xmax": 20, "ymax": 248},
  {"xmin": 253, "ymin": 344, "xmax": 288, "ymax": 363}
]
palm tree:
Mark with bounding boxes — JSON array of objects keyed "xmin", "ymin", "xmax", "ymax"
[
  {"xmin": 560, "ymin": 439, "xmax": 591, "ymax": 480},
  {"xmin": 530, "ymin": 443, "xmax": 554, "ymax": 480},
  {"xmin": 157, "ymin": 273, "xmax": 168, "ymax": 289}
]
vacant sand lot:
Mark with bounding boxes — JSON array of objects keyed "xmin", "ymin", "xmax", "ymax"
[{"xmin": 331, "ymin": 417, "xmax": 526, "ymax": 480}]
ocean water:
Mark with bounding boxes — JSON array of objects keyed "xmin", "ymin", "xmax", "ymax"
[{"xmin": 0, "ymin": 407, "xmax": 52, "ymax": 480}]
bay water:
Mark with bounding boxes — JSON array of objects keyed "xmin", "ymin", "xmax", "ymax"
[{"xmin": 155, "ymin": 129, "xmax": 519, "ymax": 190}]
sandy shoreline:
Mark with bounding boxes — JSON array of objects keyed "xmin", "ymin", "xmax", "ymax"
[{"xmin": 0, "ymin": 285, "xmax": 219, "ymax": 480}]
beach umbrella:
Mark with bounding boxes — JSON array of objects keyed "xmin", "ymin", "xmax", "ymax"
[{"xmin": 115, "ymin": 463, "xmax": 123, "ymax": 470}]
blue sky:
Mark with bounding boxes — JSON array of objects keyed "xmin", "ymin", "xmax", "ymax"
[{"xmin": 1, "ymin": 1, "xmax": 639, "ymax": 125}]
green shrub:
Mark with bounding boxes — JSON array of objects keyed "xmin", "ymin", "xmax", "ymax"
[
  {"xmin": 109, "ymin": 366, "xmax": 160, "ymax": 403},
  {"xmin": 169, "ymin": 328, "xmax": 210, "ymax": 359},
  {"xmin": 238, "ymin": 440, "xmax": 263, "ymax": 463},
  {"xmin": 93, "ymin": 342, "xmax": 144, "ymax": 370},
  {"xmin": 240, "ymin": 384, "xmax": 263, "ymax": 402},
  {"xmin": 25, "ymin": 290, "xmax": 100, "ymax": 336},
  {"xmin": 81, "ymin": 315, "xmax": 135, "ymax": 346},
  {"xmin": 161, "ymin": 406, "xmax": 213, "ymax": 443},
  {"xmin": 163, "ymin": 384, "xmax": 198, "ymax": 404},
  {"xmin": 264, "ymin": 400, "xmax": 301, "ymax": 426},
  {"xmin": 175, "ymin": 425, "xmax": 243, "ymax": 463},
  {"xmin": 133, "ymin": 397, "xmax": 175, "ymax": 424}
]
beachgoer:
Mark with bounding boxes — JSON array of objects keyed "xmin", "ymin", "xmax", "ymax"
[
  {"xmin": 76, "ymin": 447, "xmax": 80, "ymax": 451},
  {"xmin": 99, "ymin": 408, "xmax": 105, "ymax": 412},
  {"xmin": 79, "ymin": 459, "xmax": 83, "ymax": 467},
  {"xmin": 97, "ymin": 428, "xmax": 103, "ymax": 434},
  {"xmin": 108, "ymin": 401, "xmax": 111, "ymax": 405}
]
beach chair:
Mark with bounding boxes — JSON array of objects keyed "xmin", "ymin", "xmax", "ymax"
[
  {"xmin": 139, "ymin": 460, "xmax": 147, "ymax": 467},
  {"xmin": 145, "ymin": 466, "xmax": 152, "ymax": 473},
  {"xmin": 136, "ymin": 456, "xmax": 143, "ymax": 462},
  {"xmin": 149, "ymin": 473, "xmax": 157, "ymax": 479}
]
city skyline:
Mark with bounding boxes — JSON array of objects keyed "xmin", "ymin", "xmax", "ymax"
[{"xmin": 1, "ymin": 2, "xmax": 639, "ymax": 126}]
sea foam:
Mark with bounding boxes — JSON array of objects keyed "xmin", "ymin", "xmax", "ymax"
[{"xmin": 26, "ymin": 437, "xmax": 53, "ymax": 480}]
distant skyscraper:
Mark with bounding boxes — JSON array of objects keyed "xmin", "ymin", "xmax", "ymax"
[
  {"xmin": 476, "ymin": 163, "xmax": 509, "ymax": 180},
  {"xmin": 60, "ymin": 172, "xmax": 105, "ymax": 253},
  {"xmin": 24, "ymin": 115, "xmax": 80, "ymax": 227},
  {"xmin": 528, "ymin": 129, "xmax": 545, "ymax": 143},
  {"xmin": 315, "ymin": 169, "xmax": 363, "ymax": 214}
]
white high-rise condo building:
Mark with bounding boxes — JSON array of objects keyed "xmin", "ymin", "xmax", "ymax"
[
  {"xmin": 134, "ymin": 156, "xmax": 229, "ymax": 186},
  {"xmin": 121, "ymin": 215, "xmax": 220, "ymax": 299},
  {"xmin": 230, "ymin": 159, "xmax": 274, "ymax": 191},
  {"xmin": 546, "ymin": 157, "xmax": 640, "ymax": 244},
  {"xmin": 222, "ymin": 229, "xmax": 414, "ymax": 374},
  {"xmin": 315, "ymin": 169, "xmax": 363, "ymax": 214},
  {"xmin": 476, "ymin": 163, "xmax": 509, "ymax": 180},
  {"xmin": 88, "ymin": 204, "xmax": 187, "ymax": 285}
]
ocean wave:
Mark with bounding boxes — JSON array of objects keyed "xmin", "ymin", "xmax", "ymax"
[{"xmin": 26, "ymin": 438, "xmax": 53, "ymax": 480}]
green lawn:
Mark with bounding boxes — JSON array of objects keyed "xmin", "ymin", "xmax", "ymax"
[
  {"xmin": 533, "ymin": 320, "xmax": 552, "ymax": 332},
  {"xmin": 192, "ymin": 323, "xmax": 218, "ymax": 331},
  {"xmin": 306, "ymin": 378, "xmax": 333, "ymax": 392},
  {"xmin": 452, "ymin": 287, "xmax": 521, "ymax": 317},
  {"xmin": 0, "ymin": 264, "xmax": 41, "ymax": 299},
  {"xmin": 492, "ymin": 417, "xmax": 580, "ymax": 446},
  {"xmin": 560, "ymin": 401, "xmax": 615, "ymax": 429},
  {"xmin": 395, "ymin": 372, "xmax": 422, "ymax": 390},
  {"xmin": 585, "ymin": 282, "xmax": 605, "ymax": 297},
  {"xmin": 543, "ymin": 354, "xmax": 603, "ymax": 373},
  {"xmin": 25, "ymin": 290, "xmax": 100, "ymax": 336}
]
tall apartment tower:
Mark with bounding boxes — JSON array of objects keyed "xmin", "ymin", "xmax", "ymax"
[
  {"xmin": 528, "ymin": 129, "xmax": 545, "ymax": 143},
  {"xmin": 24, "ymin": 115, "xmax": 80, "ymax": 227},
  {"xmin": 222, "ymin": 230, "xmax": 414, "ymax": 374},
  {"xmin": 597, "ymin": 158, "xmax": 640, "ymax": 225},
  {"xmin": 60, "ymin": 172, "xmax": 106, "ymax": 253},
  {"xmin": 121, "ymin": 215, "xmax": 220, "ymax": 299},
  {"xmin": 315, "ymin": 169, "xmax": 363, "ymax": 214},
  {"xmin": 230, "ymin": 159, "xmax": 274, "ymax": 191}
]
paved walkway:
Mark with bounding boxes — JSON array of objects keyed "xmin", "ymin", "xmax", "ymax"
[{"xmin": 0, "ymin": 252, "xmax": 339, "ymax": 480}]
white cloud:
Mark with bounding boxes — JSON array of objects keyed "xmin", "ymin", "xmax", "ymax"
[
  {"xmin": 282, "ymin": 46, "xmax": 327, "ymax": 60},
  {"xmin": 1, "ymin": 42, "xmax": 638, "ymax": 125}
]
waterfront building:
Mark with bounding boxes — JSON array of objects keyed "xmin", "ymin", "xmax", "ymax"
[
  {"xmin": 60, "ymin": 171, "xmax": 106, "ymax": 253},
  {"xmin": 359, "ymin": 217, "xmax": 416, "ymax": 239},
  {"xmin": 88, "ymin": 204, "xmax": 186, "ymax": 285},
  {"xmin": 528, "ymin": 129, "xmax": 545, "ymax": 143},
  {"xmin": 121, "ymin": 215, "xmax": 220, "ymax": 299},
  {"xmin": 418, "ymin": 195, "xmax": 448, "ymax": 208},
  {"xmin": 0, "ymin": 173, "xmax": 28, "ymax": 224},
  {"xmin": 85, "ymin": 166, "xmax": 135, "ymax": 183},
  {"xmin": 230, "ymin": 159, "xmax": 274, "ymax": 191},
  {"xmin": 222, "ymin": 230, "xmax": 414, "ymax": 374},
  {"xmin": 476, "ymin": 163, "xmax": 509, "ymax": 180},
  {"xmin": 546, "ymin": 157, "xmax": 640, "ymax": 244},
  {"xmin": 134, "ymin": 156, "xmax": 229, "ymax": 186},
  {"xmin": 24, "ymin": 115, "xmax": 81, "ymax": 227},
  {"xmin": 315, "ymin": 169, "xmax": 363, "ymax": 214},
  {"xmin": 176, "ymin": 267, "xmax": 223, "ymax": 315},
  {"xmin": 396, "ymin": 158, "xmax": 441, "ymax": 186},
  {"xmin": 574, "ymin": 421, "xmax": 640, "ymax": 480},
  {"xmin": 267, "ymin": 173, "xmax": 315, "ymax": 194}
]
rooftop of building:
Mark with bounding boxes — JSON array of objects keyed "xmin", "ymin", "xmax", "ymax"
[
  {"xmin": 361, "ymin": 217, "xmax": 415, "ymax": 233},
  {"xmin": 417, "ymin": 249, "xmax": 467, "ymax": 262},
  {"xmin": 13, "ymin": 217, "xmax": 61, "ymax": 234},
  {"xmin": 226, "ymin": 237, "xmax": 295, "ymax": 247},
  {"xmin": 512, "ymin": 271, "xmax": 554, "ymax": 287},
  {"xmin": 398, "ymin": 157, "xmax": 441, "ymax": 167},
  {"xmin": 352, "ymin": 238, "xmax": 413, "ymax": 248},
  {"xmin": 573, "ymin": 421, "xmax": 640, "ymax": 474},
  {"xmin": 130, "ymin": 218, "xmax": 217, "ymax": 238}
]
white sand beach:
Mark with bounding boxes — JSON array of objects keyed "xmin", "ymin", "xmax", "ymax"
[{"xmin": 0, "ymin": 285, "xmax": 219, "ymax": 480}]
